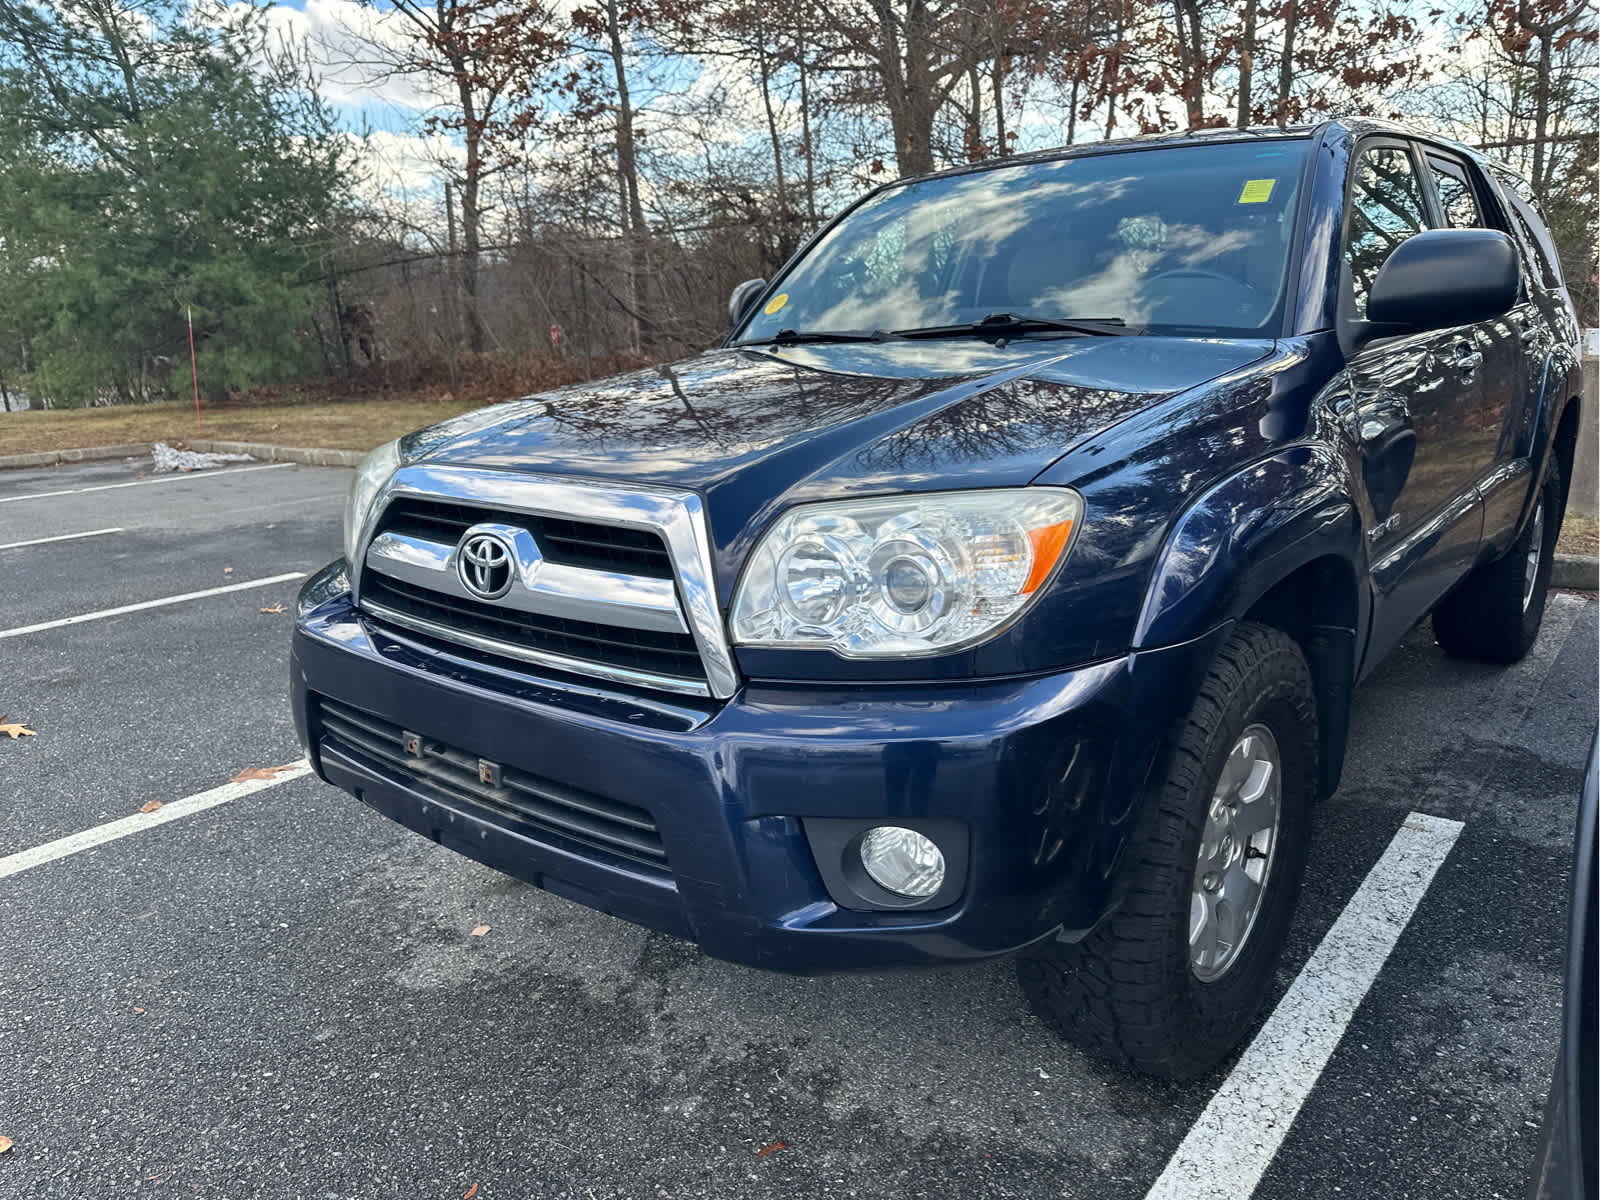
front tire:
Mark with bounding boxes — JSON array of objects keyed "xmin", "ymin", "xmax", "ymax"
[
  {"xmin": 1017, "ymin": 622, "xmax": 1318, "ymax": 1080},
  {"xmin": 1432, "ymin": 464, "xmax": 1561, "ymax": 664}
]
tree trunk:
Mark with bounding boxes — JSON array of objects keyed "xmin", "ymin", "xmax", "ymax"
[
  {"xmin": 1067, "ymin": 65, "xmax": 1080, "ymax": 143},
  {"xmin": 754, "ymin": 11, "xmax": 792, "ymax": 255},
  {"xmin": 875, "ymin": 0, "xmax": 939, "ymax": 176},
  {"xmin": 992, "ymin": 41, "xmax": 1007, "ymax": 154},
  {"xmin": 454, "ymin": 73, "xmax": 487, "ymax": 355},
  {"xmin": 1529, "ymin": 19, "xmax": 1553, "ymax": 191},
  {"xmin": 1275, "ymin": 0, "xmax": 1298, "ymax": 127},
  {"xmin": 884, "ymin": 71, "xmax": 939, "ymax": 177},
  {"xmin": 965, "ymin": 61, "xmax": 984, "ymax": 160},
  {"xmin": 1105, "ymin": 1, "xmax": 1126, "ymax": 138},
  {"xmin": 1237, "ymin": 0, "xmax": 1257, "ymax": 127},
  {"xmin": 604, "ymin": 0, "xmax": 649, "ymax": 344},
  {"xmin": 797, "ymin": 25, "xmax": 818, "ymax": 225},
  {"xmin": 329, "ymin": 273, "xmax": 353, "ymax": 382},
  {"xmin": 1172, "ymin": 0, "xmax": 1206, "ymax": 127},
  {"xmin": 444, "ymin": 180, "xmax": 461, "ymax": 350}
]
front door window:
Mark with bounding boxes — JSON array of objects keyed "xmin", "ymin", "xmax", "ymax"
[{"xmin": 1345, "ymin": 147, "xmax": 1429, "ymax": 321}]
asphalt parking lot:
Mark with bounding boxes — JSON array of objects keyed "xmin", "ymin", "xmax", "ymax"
[{"xmin": 0, "ymin": 455, "xmax": 1594, "ymax": 1200}]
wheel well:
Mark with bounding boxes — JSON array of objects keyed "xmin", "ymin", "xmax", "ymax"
[
  {"xmin": 1552, "ymin": 397, "xmax": 1580, "ymax": 524},
  {"xmin": 1242, "ymin": 556, "xmax": 1359, "ymax": 799}
]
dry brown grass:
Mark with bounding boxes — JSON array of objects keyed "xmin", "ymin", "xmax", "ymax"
[
  {"xmin": 1558, "ymin": 512, "xmax": 1598, "ymax": 558},
  {"xmin": 0, "ymin": 394, "xmax": 490, "ymax": 456},
  {"xmin": 0, "ymin": 349, "xmax": 667, "ymax": 458}
]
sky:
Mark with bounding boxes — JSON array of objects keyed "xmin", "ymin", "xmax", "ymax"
[
  {"xmin": 245, "ymin": 0, "xmax": 457, "ymax": 205},
  {"xmin": 251, "ymin": 0, "xmax": 794, "ymax": 235},
  {"xmin": 244, "ymin": 0, "xmax": 1531, "ymax": 242}
]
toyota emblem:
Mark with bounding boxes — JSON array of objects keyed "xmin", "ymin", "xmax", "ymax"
[{"xmin": 456, "ymin": 532, "xmax": 515, "ymax": 600}]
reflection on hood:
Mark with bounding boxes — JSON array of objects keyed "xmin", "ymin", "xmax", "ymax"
[{"xmin": 404, "ymin": 336, "xmax": 1275, "ymax": 559}]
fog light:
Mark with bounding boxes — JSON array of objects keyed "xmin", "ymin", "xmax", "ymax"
[{"xmin": 859, "ymin": 826, "xmax": 945, "ymax": 898}]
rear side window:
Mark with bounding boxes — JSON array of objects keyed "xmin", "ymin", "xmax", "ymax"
[
  {"xmin": 1492, "ymin": 168, "xmax": 1564, "ymax": 291},
  {"xmin": 1426, "ymin": 156, "xmax": 1484, "ymax": 229},
  {"xmin": 1345, "ymin": 145, "xmax": 1429, "ymax": 320}
]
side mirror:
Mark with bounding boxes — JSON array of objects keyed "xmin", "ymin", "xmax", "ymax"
[
  {"xmin": 1365, "ymin": 228, "xmax": 1519, "ymax": 334},
  {"xmin": 728, "ymin": 278, "xmax": 767, "ymax": 331}
]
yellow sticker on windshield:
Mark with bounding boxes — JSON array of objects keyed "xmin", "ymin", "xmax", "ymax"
[
  {"xmin": 764, "ymin": 293, "xmax": 789, "ymax": 315},
  {"xmin": 1239, "ymin": 178, "xmax": 1276, "ymax": 204}
]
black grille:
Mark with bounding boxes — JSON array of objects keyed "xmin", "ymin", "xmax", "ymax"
[
  {"xmin": 361, "ymin": 573, "xmax": 706, "ymax": 684},
  {"xmin": 316, "ymin": 695, "xmax": 668, "ymax": 870},
  {"xmin": 376, "ymin": 498, "xmax": 674, "ymax": 579}
]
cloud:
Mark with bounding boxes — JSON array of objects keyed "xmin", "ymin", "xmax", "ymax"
[
  {"xmin": 343, "ymin": 127, "xmax": 464, "ymax": 234},
  {"xmin": 216, "ymin": 0, "xmax": 450, "ymax": 111}
]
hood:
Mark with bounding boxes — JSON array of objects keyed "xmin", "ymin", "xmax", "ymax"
[{"xmin": 403, "ymin": 336, "xmax": 1274, "ymax": 565}]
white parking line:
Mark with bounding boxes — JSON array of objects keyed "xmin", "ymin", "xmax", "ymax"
[
  {"xmin": 0, "ymin": 461, "xmax": 293, "ymax": 504},
  {"xmin": 0, "ymin": 572, "xmax": 306, "ymax": 640},
  {"xmin": 1143, "ymin": 811, "xmax": 1464, "ymax": 1200},
  {"xmin": 0, "ymin": 765, "xmax": 313, "ymax": 881},
  {"xmin": 0, "ymin": 526, "xmax": 123, "ymax": 551},
  {"xmin": 202, "ymin": 492, "xmax": 349, "ymax": 522}
]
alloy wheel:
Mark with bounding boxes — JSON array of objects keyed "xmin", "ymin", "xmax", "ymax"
[{"xmin": 1189, "ymin": 724, "xmax": 1282, "ymax": 982}]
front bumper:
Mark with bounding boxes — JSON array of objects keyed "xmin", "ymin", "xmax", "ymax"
[{"xmin": 291, "ymin": 563, "xmax": 1216, "ymax": 972}]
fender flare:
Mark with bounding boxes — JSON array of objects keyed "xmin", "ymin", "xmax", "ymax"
[
  {"xmin": 1133, "ymin": 445, "xmax": 1366, "ymax": 651},
  {"xmin": 1132, "ymin": 445, "xmax": 1367, "ymax": 799}
]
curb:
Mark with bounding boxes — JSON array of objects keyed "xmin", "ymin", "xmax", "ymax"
[
  {"xmin": 188, "ymin": 440, "xmax": 363, "ymax": 468},
  {"xmin": 0, "ymin": 440, "xmax": 363, "ymax": 471},
  {"xmin": 1553, "ymin": 554, "xmax": 1598, "ymax": 592},
  {"xmin": 0, "ymin": 443, "xmax": 149, "ymax": 470}
]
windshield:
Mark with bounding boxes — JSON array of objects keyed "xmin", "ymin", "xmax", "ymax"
[{"xmin": 734, "ymin": 140, "xmax": 1311, "ymax": 342}]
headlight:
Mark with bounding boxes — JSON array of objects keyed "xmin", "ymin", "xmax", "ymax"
[
  {"xmin": 342, "ymin": 439, "xmax": 402, "ymax": 564},
  {"xmin": 729, "ymin": 488, "xmax": 1082, "ymax": 657}
]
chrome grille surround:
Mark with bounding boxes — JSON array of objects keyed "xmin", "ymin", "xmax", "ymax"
[{"xmin": 351, "ymin": 464, "xmax": 739, "ymax": 699}]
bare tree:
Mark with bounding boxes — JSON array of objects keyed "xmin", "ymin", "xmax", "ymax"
[{"xmin": 348, "ymin": 0, "xmax": 565, "ymax": 353}]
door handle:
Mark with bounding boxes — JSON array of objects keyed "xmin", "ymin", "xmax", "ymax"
[
  {"xmin": 1453, "ymin": 342, "xmax": 1483, "ymax": 376},
  {"xmin": 1517, "ymin": 319, "xmax": 1539, "ymax": 345},
  {"xmin": 1359, "ymin": 419, "xmax": 1392, "ymax": 444}
]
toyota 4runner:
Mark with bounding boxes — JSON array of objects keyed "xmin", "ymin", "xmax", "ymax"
[{"xmin": 290, "ymin": 119, "xmax": 1583, "ymax": 1079}]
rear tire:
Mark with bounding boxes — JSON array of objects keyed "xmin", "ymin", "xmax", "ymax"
[
  {"xmin": 1017, "ymin": 622, "xmax": 1318, "ymax": 1080},
  {"xmin": 1433, "ymin": 464, "xmax": 1560, "ymax": 664}
]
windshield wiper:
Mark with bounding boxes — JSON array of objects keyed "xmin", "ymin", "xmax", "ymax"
[
  {"xmin": 895, "ymin": 312, "xmax": 1138, "ymax": 339},
  {"xmin": 739, "ymin": 327, "xmax": 905, "ymax": 346}
]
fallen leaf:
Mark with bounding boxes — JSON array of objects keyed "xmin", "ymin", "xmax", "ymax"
[
  {"xmin": 258, "ymin": 603, "xmax": 286, "ymax": 614},
  {"xmin": 138, "ymin": 800, "xmax": 163, "ymax": 814},
  {"xmin": 1403, "ymin": 820, "xmax": 1427, "ymax": 831},
  {"xmin": 0, "ymin": 1136, "xmax": 11, "ymax": 1155},
  {"xmin": 470, "ymin": 925, "xmax": 490, "ymax": 937},
  {"xmin": 756, "ymin": 1141, "xmax": 787, "ymax": 1158},
  {"xmin": 230, "ymin": 762, "xmax": 300, "ymax": 783},
  {"xmin": 0, "ymin": 717, "xmax": 36, "ymax": 739},
  {"xmin": 463, "ymin": 1185, "xmax": 480, "ymax": 1200}
]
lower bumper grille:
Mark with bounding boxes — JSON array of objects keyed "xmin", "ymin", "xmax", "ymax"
[{"xmin": 316, "ymin": 695, "xmax": 668, "ymax": 871}]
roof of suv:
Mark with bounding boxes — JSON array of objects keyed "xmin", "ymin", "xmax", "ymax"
[{"xmin": 905, "ymin": 117, "xmax": 1519, "ymax": 189}]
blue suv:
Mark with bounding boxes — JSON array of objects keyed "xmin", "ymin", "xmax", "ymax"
[{"xmin": 291, "ymin": 119, "xmax": 1583, "ymax": 1078}]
